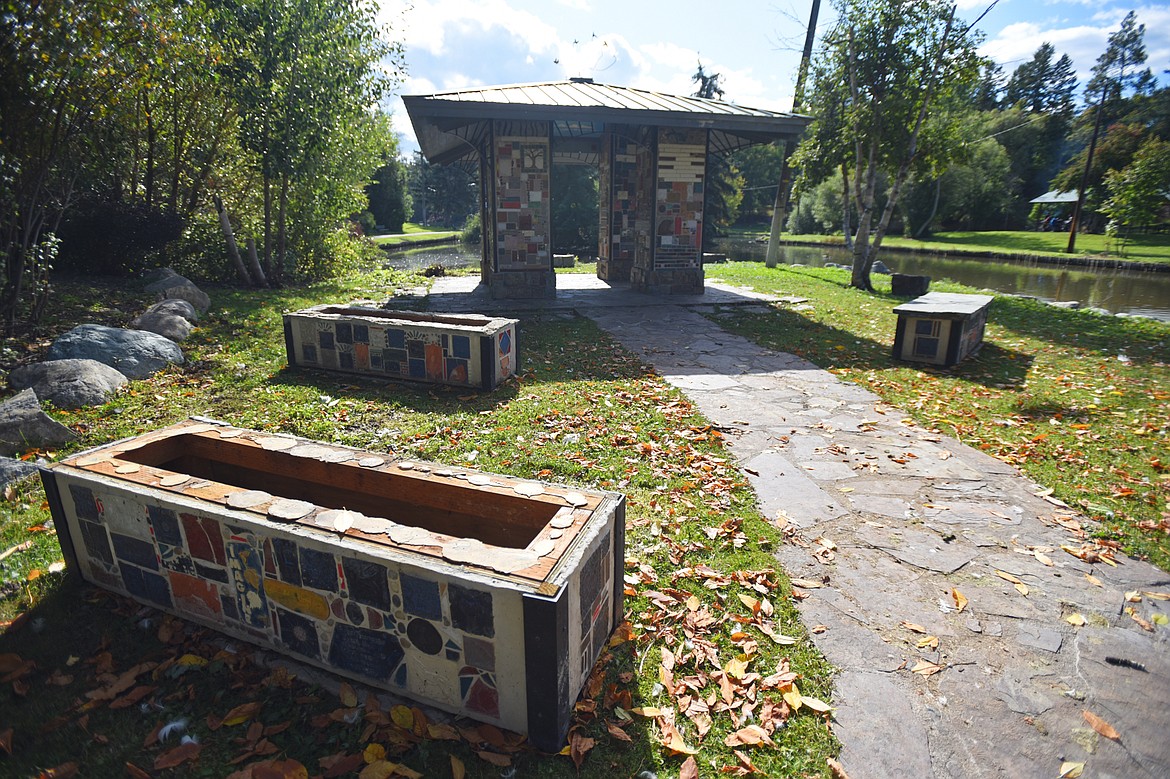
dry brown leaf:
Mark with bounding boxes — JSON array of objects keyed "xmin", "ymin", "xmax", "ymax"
[
  {"xmin": 659, "ymin": 722, "xmax": 698, "ymax": 755},
  {"xmin": 221, "ymin": 701, "xmax": 262, "ymax": 726},
  {"xmin": 1065, "ymin": 613, "xmax": 1087, "ymax": 627},
  {"xmin": 911, "ymin": 660, "xmax": 943, "ymax": 676},
  {"xmin": 679, "ymin": 756, "xmax": 699, "ymax": 779},
  {"xmin": 802, "ymin": 695, "xmax": 832, "ymax": 713},
  {"xmin": 450, "ymin": 755, "xmax": 465, "ymax": 779},
  {"xmin": 724, "ymin": 724, "xmax": 774, "ymax": 747},
  {"xmin": 1085, "ymin": 573, "xmax": 1103, "ymax": 587},
  {"xmin": 251, "ymin": 758, "xmax": 309, "ymax": 779},
  {"xmin": 1082, "ymin": 710, "xmax": 1121, "ymax": 741},
  {"xmin": 1059, "ymin": 761, "xmax": 1085, "ymax": 778},
  {"xmin": 153, "ymin": 742, "xmax": 202, "ymax": 770},
  {"xmin": 38, "ymin": 763, "xmax": 79, "ymax": 779},
  {"xmin": 995, "ymin": 569, "xmax": 1023, "ymax": 584},
  {"xmin": 630, "ymin": 706, "xmax": 662, "ymax": 717},
  {"xmin": 475, "ymin": 751, "xmax": 511, "ymax": 767},
  {"xmin": 900, "ymin": 621, "xmax": 928, "ymax": 634},
  {"xmin": 606, "ymin": 721, "xmax": 633, "ymax": 742},
  {"xmin": 951, "ymin": 589, "xmax": 968, "ymax": 613},
  {"xmin": 916, "ymin": 635, "xmax": 939, "ymax": 649},
  {"xmin": 124, "ymin": 762, "xmax": 151, "ymax": 779},
  {"xmin": 569, "ymin": 730, "xmax": 594, "ymax": 770},
  {"xmin": 390, "ymin": 704, "xmax": 413, "ymax": 731},
  {"xmin": 827, "ymin": 756, "xmax": 852, "ymax": 779}
]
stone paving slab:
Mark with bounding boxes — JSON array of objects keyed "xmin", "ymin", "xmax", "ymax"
[
  {"xmin": 416, "ymin": 281, "xmax": 1170, "ymax": 778},
  {"xmin": 583, "ymin": 303, "xmax": 1170, "ymax": 779}
]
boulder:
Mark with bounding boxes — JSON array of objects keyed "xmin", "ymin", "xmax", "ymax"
[
  {"xmin": 873, "ymin": 260, "xmax": 892, "ymax": 274},
  {"xmin": 48, "ymin": 324, "xmax": 184, "ymax": 380},
  {"xmin": 143, "ymin": 269, "xmax": 188, "ymax": 293},
  {"xmin": 0, "ymin": 456, "xmax": 39, "ymax": 487},
  {"xmin": 158, "ymin": 281, "xmax": 211, "ymax": 313},
  {"xmin": 143, "ymin": 298, "xmax": 200, "ymax": 322},
  {"xmin": 9, "ymin": 358, "xmax": 128, "ymax": 409},
  {"xmin": 131, "ymin": 309, "xmax": 193, "ymax": 341},
  {"xmin": 0, "ymin": 389, "xmax": 77, "ymax": 456}
]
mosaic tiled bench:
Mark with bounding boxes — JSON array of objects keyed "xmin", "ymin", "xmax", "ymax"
[
  {"xmin": 39, "ymin": 419, "xmax": 624, "ymax": 750},
  {"xmin": 283, "ymin": 305, "xmax": 519, "ymax": 390}
]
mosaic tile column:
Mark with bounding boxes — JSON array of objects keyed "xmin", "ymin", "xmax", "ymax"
[
  {"xmin": 633, "ymin": 127, "xmax": 707, "ymax": 295},
  {"xmin": 488, "ymin": 121, "xmax": 555, "ymax": 299},
  {"xmin": 598, "ymin": 127, "xmax": 653, "ymax": 283}
]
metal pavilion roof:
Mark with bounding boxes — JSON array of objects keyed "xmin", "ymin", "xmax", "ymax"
[{"xmin": 403, "ymin": 78, "xmax": 810, "ymax": 165}]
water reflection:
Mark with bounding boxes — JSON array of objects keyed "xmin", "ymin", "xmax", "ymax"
[
  {"xmin": 381, "ymin": 240, "xmax": 1170, "ymax": 322},
  {"xmin": 717, "ymin": 240, "xmax": 1170, "ymax": 321}
]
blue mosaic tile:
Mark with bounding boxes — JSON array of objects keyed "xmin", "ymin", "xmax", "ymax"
[
  {"xmin": 271, "ymin": 538, "xmax": 302, "ymax": 586},
  {"xmin": 299, "ymin": 547, "xmax": 337, "ymax": 591},
  {"xmin": 302, "ymin": 344, "xmax": 318, "ymax": 363},
  {"xmin": 121, "ymin": 565, "xmax": 172, "ymax": 608},
  {"xmin": 328, "ymin": 624, "xmax": 404, "ymax": 680},
  {"xmin": 341, "ymin": 558, "xmax": 391, "ymax": 610},
  {"xmin": 452, "ymin": 335, "xmax": 471, "ymax": 359},
  {"xmin": 111, "ymin": 532, "xmax": 158, "ymax": 570},
  {"xmin": 227, "ymin": 538, "xmax": 269, "ymax": 629},
  {"xmin": 353, "ymin": 324, "xmax": 369, "ymax": 343},
  {"xmin": 449, "ymin": 583, "xmax": 494, "ymax": 637},
  {"xmin": 393, "ymin": 662, "xmax": 408, "ymax": 688},
  {"xmin": 220, "ymin": 592, "xmax": 239, "ymax": 621},
  {"xmin": 319, "ymin": 330, "xmax": 335, "ymax": 350},
  {"xmin": 79, "ymin": 520, "xmax": 113, "ymax": 565},
  {"xmin": 408, "ymin": 359, "xmax": 426, "ymax": 379},
  {"xmin": 148, "ymin": 506, "xmax": 182, "ymax": 546},
  {"xmin": 69, "ymin": 484, "xmax": 101, "ymax": 522},
  {"xmin": 400, "ymin": 573, "xmax": 441, "ymax": 620},
  {"xmin": 387, "ymin": 329, "xmax": 406, "ymax": 349},
  {"xmin": 335, "ymin": 323, "xmax": 353, "ymax": 344},
  {"xmin": 339, "ymin": 352, "xmax": 354, "ymax": 370},
  {"xmin": 345, "ymin": 601, "xmax": 365, "ymax": 625},
  {"xmin": 195, "ymin": 561, "xmax": 229, "ymax": 583},
  {"xmin": 277, "ymin": 608, "xmax": 320, "ymax": 660}
]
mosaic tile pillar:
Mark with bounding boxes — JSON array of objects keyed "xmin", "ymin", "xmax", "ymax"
[
  {"xmin": 598, "ymin": 127, "xmax": 653, "ymax": 283},
  {"xmin": 487, "ymin": 121, "xmax": 555, "ymax": 299},
  {"xmin": 632, "ymin": 128, "xmax": 707, "ymax": 295}
]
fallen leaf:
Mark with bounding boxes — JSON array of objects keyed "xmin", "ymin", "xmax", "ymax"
[
  {"xmin": 630, "ymin": 706, "xmax": 662, "ymax": 717},
  {"xmin": 790, "ymin": 578, "xmax": 823, "ymax": 589},
  {"xmin": 917, "ymin": 635, "xmax": 939, "ymax": 649},
  {"xmin": 1085, "ymin": 574, "xmax": 1103, "ymax": 587},
  {"xmin": 679, "ymin": 756, "xmax": 698, "ymax": 779},
  {"xmin": 0, "ymin": 727, "xmax": 11, "ymax": 755},
  {"xmin": 153, "ymin": 742, "xmax": 202, "ymax": 770},
  {"xmin": 339, "ymin": 681, "xmax": 358, "ymax": 708},
  {"xmin": 124, "ymin": 762, "xmax": 151, "ymax": 779},
  {"xmin": 606, "ymin": 721, "xmax": 633, "ymax": 742},
  {"xmin": 951, "ymin": 589, "xmax": 968, "ymax": 613},
  {"xmin": 363, "ymin": 744, "xmax": 386, "ymax": 764},
  {"xmin": 911, "ymin": 660, "xmax": 943, "ymax": 676},
  {"xmin": 724, "ymin": 724, "xmax": 773, "ymax": 747},
  {"xmin": 1065, "ymin": 613, "xmax": 1087, "ymax": 627},
  {"xmin": 569, "ymin": 730, "xmax": 594, "ymax": 770},
  {"xmin": 900, "ymin": 621, "xmax": 927, "ymax": 634},
  {"xmin": 450, "ymin": 755, "xmax": 465, "ymax": 779},
  {"xmin": 827, "ymin": 756, "xmax": 851, "ymax": 779},
  {"xmin": 221, "ymin": 701, "xmax": 261, "ymax": 726},
  {"xmin": 475, "ymin": 751, "xmax": 511, "ymax": 767},
  {"xmin": 1082, "ymin": 710, "xmax": 1121, "ymax": 741},
  {"xmin": 37, "ymin": 763, "xmax": 78, "ymax": 778},
  {"xmin": 659, "ymin": 722, "xmax": 698, "ymax": 756},
  {"xmin": 390, "ymin": 704, "xmax": 413, "ymax": 731},
  {"xmin": 1059, "ymin": 761, "xmax": 1085, "ymax": 778},
  {"xmin": 252, "ymin": 758, "xmax": 309, "ymax": 779},
  {"xmin": 801, "ymin": 695, "xmax": 832, "ymax": 713}
]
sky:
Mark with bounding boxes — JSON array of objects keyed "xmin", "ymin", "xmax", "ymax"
[{"xmin": 378, "ymin": 0, "xmax": 1170, "ymax": 154}]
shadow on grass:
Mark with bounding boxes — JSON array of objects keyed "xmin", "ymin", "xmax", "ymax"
[
  {"xmin": 990, "ymin": 297, "xmax": 1169, "ymax": 362},
  {"xmin": 717, "ymin": 304, "xmax": 1034, "ymax": 389}
]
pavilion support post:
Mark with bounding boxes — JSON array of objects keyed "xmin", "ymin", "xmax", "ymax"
[
  {"xmin": 487, "ymin": 120, "xmax": 555, "ymax": 299},
  {"xmin": 632, "ymin": 127, "xmax": 705, "ymax": 295}
]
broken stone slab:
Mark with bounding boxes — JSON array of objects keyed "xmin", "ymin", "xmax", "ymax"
[
  {"xmin": 855, "ymin": 524, "xmax": 978, "ymax": 574},
  {"xmin": 0, "ymin": 388, "xmax": 77, "ymax": 456},
  {"xmin": 996, "ymin": 669, "xmax": 1056, "ymax": 715},
  {"xmin": 48, "ymin": 324, "xmax": 184, "ymax": 380},
  {"xmin": 1016, "ymin": 623, "xmax": 1063, "ymax": 653},
  {"xmin": 130, "ymin": 309, "xmax": 193, "ymax": 342},
  {"xmin": 8, "ymin": 358, "xmax": 129, "ymax": 409},
  {"xmin": 744, "ymin": 449, "xmax": 848, "ymax": 529}
]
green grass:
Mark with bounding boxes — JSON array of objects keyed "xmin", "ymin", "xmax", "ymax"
[
  {"xmin": 704, "ymin": 262, "xmax": 1170, "ymax": 571},
  {"xmin": 732, "ymin": 229, "xmax": 1170, "ymax": 266},
  {"xmin": 0, "ymin": 270, "xmax": 838, "ymax": 777}
]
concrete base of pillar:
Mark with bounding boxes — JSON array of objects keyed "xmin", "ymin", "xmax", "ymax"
[
  {"xmin": 631, "ymin": 267, "xmax": 704, "ymax": 295},
  {"xmin": 488, "ymin": 269, "xmax": 557, "ymax": 299},
  {"xmin": 597, "ymin": 257, "xmax": 633, "ymax": 282}
]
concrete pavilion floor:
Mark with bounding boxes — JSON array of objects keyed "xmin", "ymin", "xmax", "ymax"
[{"xmin": 404, "ymin": 274, "xmax": 1170, "ymax": 778}]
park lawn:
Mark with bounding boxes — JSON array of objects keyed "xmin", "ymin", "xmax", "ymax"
[
  {"xmin": 371, "ymin": 230, "xmax": 461, "ymax": 247},
  {"xmin": 705, "ymin": 262, "xmax": 1170, "ymax": 572},
  {"xmin": 0, "ymin": 270, "xmax": 837, "ymax": 778}
]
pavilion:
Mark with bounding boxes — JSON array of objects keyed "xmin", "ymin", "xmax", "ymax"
[{"xmin": 403, "ymin": 78, "xmax": 809, "ymax": 299}]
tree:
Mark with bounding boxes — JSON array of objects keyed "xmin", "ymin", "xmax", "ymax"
[
  {"xmin": 792, "ymin": 0, "xmax": 983, "ymax": 290},
  {"xmin": 1101, "ymin": 136, "xmax": 1170, "ymax": 255},
  {"xmin": 730, "ymin": 144, "xmax": 785, "ymax": 222},
  {"xmin": 1004, "ymin": 44, "xmax": 1077, "ymax": 118},
  {"xmin": 973, "ymin": 61, "xmax": 1004, "ymax": 111},
  {"xmin": 212, "ymin": 0, "xmax": 400, "ymax": 283},
  {"xmin": 367, "ymin": 156, "xmax": 410, "ymax": 234},
  {"xmin": 1, "ymin": 0, "xmax": 148, "ymax": 331},
  {"xmin": 551, "ymin": 164, "xmax": 598, "ymax": 255}
]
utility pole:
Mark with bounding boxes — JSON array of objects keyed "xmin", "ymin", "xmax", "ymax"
[
  {"xmin": 765, "ymin": 0, "xmax": 821, "ymax": 267},
  {"xmin": 1066, "ymin": 93, "xmax": 1105, "ymax": 254}
]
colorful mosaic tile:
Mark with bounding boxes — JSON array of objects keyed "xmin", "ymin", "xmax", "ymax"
[
  {"xmin": 328, "ymin": 623, "xmax": 404, "ymax": 681},
  {"xmin": 449, "ymin": 583, "xmax": 494, "ymax": 638},
  {"xmin": 401, "ymin": 572, "xmax": 442, "ymax": 620}
]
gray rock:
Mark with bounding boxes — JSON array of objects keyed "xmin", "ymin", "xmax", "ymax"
[
  {"xmin": 872, "ymin": 260, "xmax": 892, "ymax": 274},
  {"xmin": 9, "ymin": 358, "xmax": 128, "ymax": 409},
  {"xmin": 130, "ymin": 310, "xmax": 193, "ymax": 341},
  {"xmin": 0, "ymin": 389, "xmax": 77, "ymax": 456},
  {"xmin": 140, "ymin": 270, "xmax": 179, "ymax": 287},
  {"xmin": 158, "ymin": 281, "xmax": 210, "ymax": 313},
  {"xmin": 0, "ymin": 456, "xmax": 39, "ymax": 486},
  {"xmin": 143, "ymin": 269, "xmax": 188, "ymax": 293},
  {"xmin": 143, "ymin": 298, "xmax": 200, "ymax": 322},
  {"xmin": 48, "ymin": 324, "xmax": 184, "ymax": 380}
]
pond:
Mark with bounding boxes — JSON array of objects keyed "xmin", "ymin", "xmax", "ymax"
[{"xmin": 381, "ymin": 241, "xmax": 1170, "ymax": 322}]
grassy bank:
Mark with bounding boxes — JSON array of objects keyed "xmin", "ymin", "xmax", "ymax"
[
  {"xmin": 371, "ymin": 223, "xmax": 461, "ymax": 247},
  {"xmin": 0, "ymin": 271, "xmax": 836, "ymax": 777},
  {"xmin": 705, "ymin": 262, "xmax": 1170, "ymax": 571},
  {"xmin": 727, "ymin": 228, "xmax": 1170, "ymax": 266}
]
